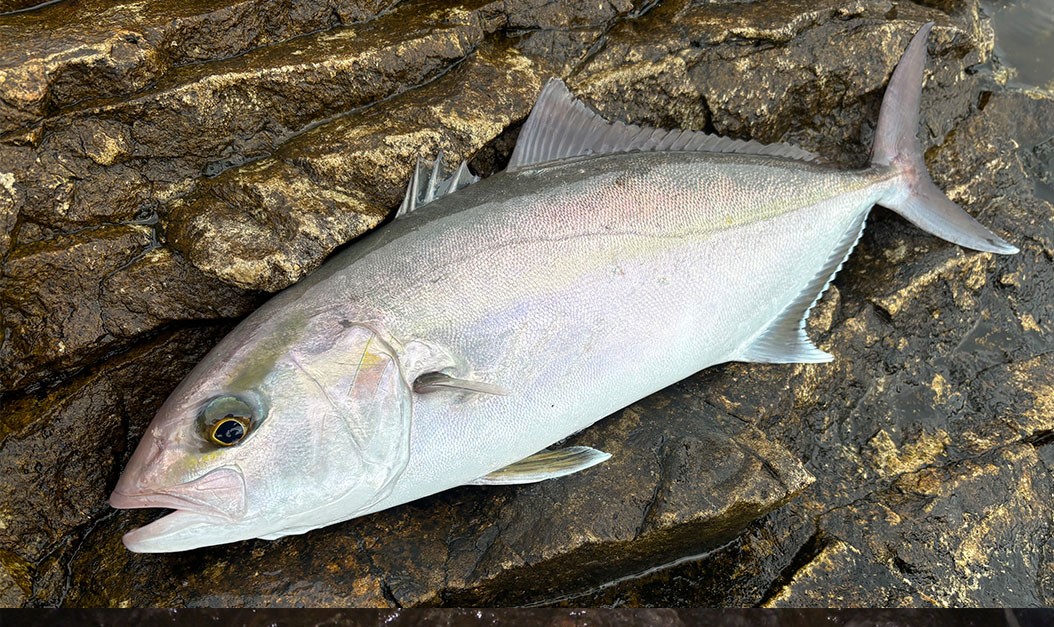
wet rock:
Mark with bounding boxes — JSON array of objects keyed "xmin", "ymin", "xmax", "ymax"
[
  {"xmin": 0, "ymin": 0, "xmax": 1050, "ymax": 610},
  {"xmin": 164, "ymin": 40, "xmax": 548, "ymax": 291},
  {"xmin": 573, "ymin": 0, "xmax": 989, "ymax": 163},
  {"xmin": 18, "ymin": 1, "xmax": 497, "ymax": 232},
  {"xmin": 0, "ymin": 1, "xmax": 491, "ymax": 389},
  {"xmin": 0, "ymin": 326, "xmax": 232, "ymax": 605},
  {"xmin": 1, "ymin": 225, "xmax": 154, "ymax": 385},
  {"xmin": 763, "ymin": 538, "xmax": 914, "ymax": 607},
  {"xmin": 818, "ymin": 442, "xmax": 1054, "ymax": 606},
  {"xmin": 0, "ymin": 0, "xmax": 395, "ymax": 133},
  {"xmin": 0, "ymin": 228, "xmax": 257, "ymax": 390},
  {"xmin": 0, "ymin": 1, "xmax": 41, "ymax": 12}
]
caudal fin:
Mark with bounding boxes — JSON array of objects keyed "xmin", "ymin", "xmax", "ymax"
[{"xmin": 872, "ymin": 22, "xmax": 1018, "ymax": 254}]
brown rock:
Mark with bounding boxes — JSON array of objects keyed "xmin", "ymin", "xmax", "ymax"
[
  {"xmin": 165, "ymin": 41, "xmax": 547, "ymax": 291},
  {"xmin": 0, "ymin": 326, "xmax": 231, "ymax": 604},
  {"xmin": 0, "ymin": 0, "xmax": 634, "ymax": 389},
  {"xmin": 1, "ymin": 225, "xmax": 153, "ymax": 386},
  {"xmin": 0, "ymin": 0, "xmax": 394, "ymax": 133},
  {"xmin": 0, "ymin": 226, "xmax": 257, "ymax": 390}
]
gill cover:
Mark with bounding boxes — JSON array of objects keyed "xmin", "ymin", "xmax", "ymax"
[{"xmin": 269, "ymin": 319, "xmax": 414, "ymax": 537}]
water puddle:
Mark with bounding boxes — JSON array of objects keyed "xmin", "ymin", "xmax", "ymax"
[{"xmin": 981, "ymin": 0, "xmax": 1054, "ymax": 89}]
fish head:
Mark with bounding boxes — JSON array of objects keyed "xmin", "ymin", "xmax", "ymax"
[{"xmin": 110, "ymin": 317, "xmax": 413, "ymax": 552}]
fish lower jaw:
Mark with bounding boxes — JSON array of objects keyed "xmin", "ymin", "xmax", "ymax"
[
  {"xmin": 120, "ymin": 509, "xmax": 246, "ymax": 553},
  {"xmin": 110, "ymin": 489, "xmax": 252, "ymax": 553}
]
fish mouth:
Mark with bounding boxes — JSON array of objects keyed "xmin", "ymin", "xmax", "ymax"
[{"xmin": 110, "ymin": 467, "xmax": 248, "ymax": 552}]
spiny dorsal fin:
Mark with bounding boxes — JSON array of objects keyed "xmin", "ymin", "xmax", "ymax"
[
  {"xmin": 468, "ymin": 446, "xmax": 611, "ymax": 485},
  {"xmin": 508, "ymin": 79, "xmax": 818, "ymax": 171},
  {"xmin": 395, "ymin": 151, "xmax": 479, "ymax": 218},
  {"xmin": 735, "ymin": 210, "xmax": 871, "ymax": 364}
]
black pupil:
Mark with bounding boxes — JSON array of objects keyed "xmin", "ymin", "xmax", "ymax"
[{"xmin": 214, "ymin": 418, "xmax": 245, "ymax": 445}]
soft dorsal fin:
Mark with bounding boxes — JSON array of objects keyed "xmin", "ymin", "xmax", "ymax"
[
  {"xmin": 467, "ymin": 446, "xmax": 611, "ymax": 485},
  {"xmin": 735, "ymin": 210, "xmax": 871, "ymax": 364},
  {"xmin": 395, "ymin": 151, "xmax": 479, "ymax": 218},
  {"xmin": 507, "ymin": 79, "xmax": 818, "ymax": 171}
]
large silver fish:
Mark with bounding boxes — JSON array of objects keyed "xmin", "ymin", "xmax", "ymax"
[{"xmin": 110, "ymin": 24, "xmax": 1016, "ymax": 552}]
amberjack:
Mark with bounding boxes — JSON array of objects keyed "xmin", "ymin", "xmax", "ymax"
[{"xmin": 110, "ymin": 23, "xmax": 1017, "ymax": 552}]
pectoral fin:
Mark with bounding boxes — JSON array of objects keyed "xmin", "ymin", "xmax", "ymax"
[
  {"xmin": 412, "ymin": 372, "xmax": 508, "ymax": 396},
  {"xmin": 468, "ymin": 446, "xmax": 611, "ymax": 485}
]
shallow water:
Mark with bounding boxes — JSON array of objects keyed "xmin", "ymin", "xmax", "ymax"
[{"xmin": 982, "ymin": 0, "xmax": 1054, "ymax": 88}]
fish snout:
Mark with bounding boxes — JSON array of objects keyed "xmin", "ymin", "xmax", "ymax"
[{"xmin": 109, "ymin": 466, "xmax": 248, "ymax": 521}]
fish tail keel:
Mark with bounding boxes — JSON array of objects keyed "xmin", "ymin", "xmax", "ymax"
[{"xmin": 872, "ymin": 22, "xmax": 1018, "ymax": 255}]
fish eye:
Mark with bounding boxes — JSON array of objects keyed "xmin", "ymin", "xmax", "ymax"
[
  {"xmin": 201, "ymin": 396, "xmax": 254, "ymax": 447},
  {"xmin": 209, "ymin": 416, "xmax": 249, "ymax": 446}
]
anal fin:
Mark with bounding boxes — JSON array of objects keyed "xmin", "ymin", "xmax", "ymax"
[
  {"xmin": 735, "ymin": 210, "xmax": 871, "ymax": 364},
  {"xmin": 468, "ymin": 446, "xmax": 610, "ymax": 485}
]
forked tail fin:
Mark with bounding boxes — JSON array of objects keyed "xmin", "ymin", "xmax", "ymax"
[{"xmin": 872, "ymin": 22, "xmax": 1018, "ymax": 254}]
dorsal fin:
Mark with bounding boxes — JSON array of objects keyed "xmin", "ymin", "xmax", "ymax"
[
  {"xmin": 395, "ymin": 151, "xmax": 479, "ymax": 218},
  {"xmin": 734, "ymin": 210, "xmax": 871, "ymax": 364},
  {"xmin": 507, "ymin": 79, "xmax": 818, "ymax": 171}
]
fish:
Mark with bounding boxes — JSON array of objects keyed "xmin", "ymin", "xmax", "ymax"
[{"xmin": 109, "ymin": 23, "xmax": 1017, "ymax": 553}]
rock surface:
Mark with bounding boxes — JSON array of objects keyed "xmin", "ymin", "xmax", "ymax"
[
  {"xmin": 0, "ymin": 0, "xmax": 1051, "ymax": 609},
  {"xmin": 0, "ymin": 608, "xmax": 1030, "ymax": 626}
]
